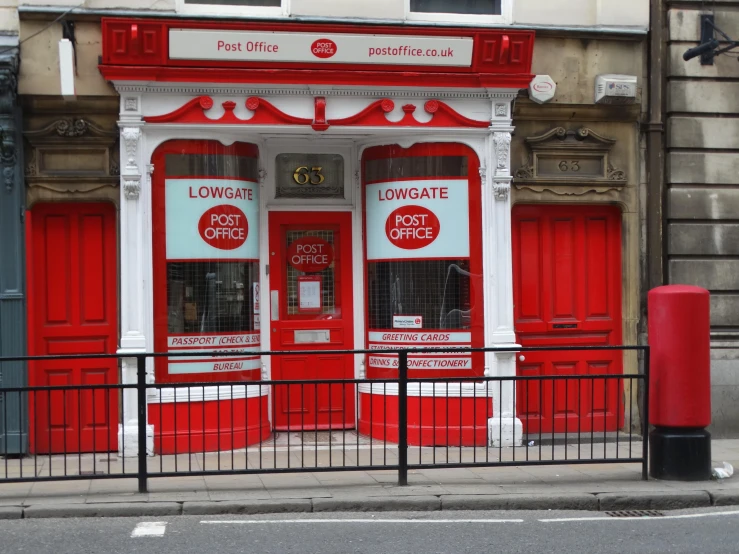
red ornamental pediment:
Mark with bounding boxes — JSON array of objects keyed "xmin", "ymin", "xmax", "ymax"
[{"xmin": 144, "ymin": 96, "xmax": 490, "ymax": 129}]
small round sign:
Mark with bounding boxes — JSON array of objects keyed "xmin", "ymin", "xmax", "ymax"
[
  {"xmin": 385, "ymin": 205, "xmax": 440, "ymax": 250},
  {"xmin": 198, "ymin": 205, "xmax": 248, "ymax": 250},
  {"xmin": 287, "ymin": 236, "xmax": 334, "ymax": 273},
  {"xmin": 528, "ymin": 75, "xmax": 556, "ymax": 104},
  {"xmin": 311, "ymin": 39, "xmax": 337, "ymax": 59}
]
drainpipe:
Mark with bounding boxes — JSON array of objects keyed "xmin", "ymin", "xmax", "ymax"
[{"xmin": 646, "ymin": 0, "xmax": 665, "ymax": 291}]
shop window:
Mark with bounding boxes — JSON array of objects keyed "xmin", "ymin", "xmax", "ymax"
[
  {"xmin": 362, "ymin": 143, "xmax": 484, "ymax": 379},
  {"xmin": 410, "ymin": 0, "xmax": 501, "ymax": 15},
  {"xmin": 152, "ymin": 140, "xmax": 261, "ymax": 385}
]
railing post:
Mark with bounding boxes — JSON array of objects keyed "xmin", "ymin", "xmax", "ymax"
[
  {"xmin": 642, "ymin": 346, "xmax": 650, "ymax": 481},
  {"xmin": 136, "ymin": 355, "xmax": 148, "ymax": 493},
  {"xmin": 398, "ymin": 350, "xmax": 408, "ymax": 487}
]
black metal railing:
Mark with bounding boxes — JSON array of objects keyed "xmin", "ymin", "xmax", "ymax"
[{"xmin": 0, "ymin": 345, "xmax": 649, "ymax": 492}]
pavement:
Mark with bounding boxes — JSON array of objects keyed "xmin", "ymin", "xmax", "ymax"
[{"xmin": 2, "ymin": 438, "xmax": 739, "ymax": 519}]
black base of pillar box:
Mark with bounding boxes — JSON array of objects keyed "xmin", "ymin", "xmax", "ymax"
[{"xmin": 649, "ymin": 427, "xmax": 712, "ymax": 481}]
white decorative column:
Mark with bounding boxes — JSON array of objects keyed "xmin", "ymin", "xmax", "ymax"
[
  {"xmin": 117, "ymin": 94, "xmax": 154, "ymax": 457},
  {"xmin": 483, "ymin": 96, "xmax": 523, "ymax": 447}
]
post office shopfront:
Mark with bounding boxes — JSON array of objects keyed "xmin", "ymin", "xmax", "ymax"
[{"xmin": 101, "ymin": 18, "xmax": 537, "ymax": 454}]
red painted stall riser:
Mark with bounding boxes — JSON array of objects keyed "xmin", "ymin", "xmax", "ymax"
[
  {"xmin": 358, "ymin": 393, "xmax": 492, "ymax": 446},
  {"xmin": 148, "ymin": 396, "xmax": 270, "ymax": 454}
]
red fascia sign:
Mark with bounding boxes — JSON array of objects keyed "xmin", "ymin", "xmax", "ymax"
[
  {"xmin": 287, "ymin": 236, "xmax": 334, "ymax": 273},
  {"xmin": 169, "ymin": 29, "xmax": 474, "ymax": 67}
]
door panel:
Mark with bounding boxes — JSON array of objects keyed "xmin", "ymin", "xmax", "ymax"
[
  {"xmin": 268, "ymin": 212, "xmax": 354, "ymax": 431},
  {"xmin": 512, "ymin": 205, "xmax": 622, "ymax": 434},
  {"xmin": 28, "ymin": 203, "xmax": 118, "ymax": 454}
]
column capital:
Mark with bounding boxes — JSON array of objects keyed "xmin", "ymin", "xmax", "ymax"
[
  {"xmin": 123, "ymin": 174, "xmax": 142, "ymax": 200},
  {"xmin": 493, "ymin": 178, "xmax": 511, "ymax": 201},
  {"xmin": 120, "ymin": 125, "xmax": 142, "ymax": 173}
]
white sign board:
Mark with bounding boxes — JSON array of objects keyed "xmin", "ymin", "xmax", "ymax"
[
  {"xmin": 365, "ymin": 179, "xmax": 469, "ymax": 261},
  {"xmin": 167, "ymin": 333, "xmax": 261, "ymax": 374},
  {"xmin": 169, "ymin": 29, "xmax": 474, "ymax": 67},
  {"xmin": 367, "ymin": 331, "xmax": 472, "ymax": 371},
  {"xmin": 165, "ymin": 178, "xmax": 259, "ymax": 261},
  {"xmin": 393, "ymin": 315, "xmax": 423, "ymax": 329}
]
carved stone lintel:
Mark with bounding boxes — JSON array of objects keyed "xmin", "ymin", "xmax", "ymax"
[
  {"xmin": 514, "ymin": 158, "xmax": 535, "ymax": 180},
  {"xmin": 123, "ymin": 175, "xmax": 141, "ymax": 200},
  {"xmin": 493, "ymin": 132, "xmax": 511, "ymax": 174},
  {"xmin": 513, "ymin": 126, "xmax": 628, "ymax": 187},
  {"xmin": 493, "ymin": 180, "xmax": 510, "ymax": 200},
  {"xmin": 607, "ymin": 163, "xmax": 627, "ymax": 181},
  {"xmin": 121, "ymin": 127, "xmax": 141, "ymax": 172},
  {"xmin": 57, "ymin": 119, "xmax": 89, "ymax": 137},
  {"xmin": 24, "ymin": 149, "xmax": 36, "ymax": 177}
]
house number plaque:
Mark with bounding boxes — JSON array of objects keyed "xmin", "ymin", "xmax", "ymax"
[{"xmin": 275, "ymin": 153, "xmax": 344, "ymax": 199}]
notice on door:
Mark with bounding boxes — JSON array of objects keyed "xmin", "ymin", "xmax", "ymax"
[
  {"xmin": 165, "ymin": 178, "xmax": 259, "ymax": 261},
  {"xmin": 298, "ymin": 276, "xmax": 322, "ymax": 312},
  {"xmin": 365, "ymin": 179, "xmax": 469, "ymax": 261}
]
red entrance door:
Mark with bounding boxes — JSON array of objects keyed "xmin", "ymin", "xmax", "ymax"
[
  {"xmin": 512, "ymin": 205, "xmax": 623, "ymax": 434},
  {"xmin": 268, "ymin": 212, "xmax": 355, "ymax": 431},
  {"xmin": 27, "ymin": 203, "xmax": 119, "ymax": 453}
]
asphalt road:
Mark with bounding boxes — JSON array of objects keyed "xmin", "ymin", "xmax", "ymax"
[{"xmin": 2, "ymin": 508, "xmax": 739, "ymax": 554}]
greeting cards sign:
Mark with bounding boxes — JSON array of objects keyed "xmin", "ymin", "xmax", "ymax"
[
  {"xmin": 365, "ymin": 179, "xmax": 469, "ymax": 261},
  {"xmin": 166, "ymin": 178, "xmax": 260, "ymax": 260}
]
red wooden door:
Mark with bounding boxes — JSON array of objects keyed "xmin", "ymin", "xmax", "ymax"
[
  {"xmin": 27, "ymin": 203, "xmax": 119, "ymax": 454},
  {"xmin": 512, "ymin": 205, "xmax": 623, "ymax": 434},
  {"xmin": 268, "ymin": 212, "xmax": 355, "ymax": 431}
]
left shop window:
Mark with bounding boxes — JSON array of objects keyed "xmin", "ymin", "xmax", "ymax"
[{"xmin": 152, "ymin": 140, "xmax": 261, "ymax": 384}]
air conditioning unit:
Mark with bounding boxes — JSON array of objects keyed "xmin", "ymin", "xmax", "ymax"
[{"xmin": 595, "ymin": 74, "xmax": 637, "ymax": 105}]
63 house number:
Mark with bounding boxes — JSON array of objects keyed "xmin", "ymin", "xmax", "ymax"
[
  {"xmin": 293, "ymin": 166, "xmax": 325, "ymax": 185},
  {"xmin": 558, "ymin": 160, "xmax": 581, "ymax": 172}
]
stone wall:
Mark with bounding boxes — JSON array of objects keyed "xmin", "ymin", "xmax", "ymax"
[{"xmin": 667, "ymin": 0, "xmax": 739, "ymax": 436}]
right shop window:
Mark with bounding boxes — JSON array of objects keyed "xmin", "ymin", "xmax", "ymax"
[{"xmin": 363, "ymin": 143, "xmax": 484, "ymax": 379}]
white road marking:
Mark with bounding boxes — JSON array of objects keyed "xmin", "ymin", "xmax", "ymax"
[
  {"xmin": 202, "ymin": 518, "xmax": 523, "ymax": 524},
  {"xmin": 131, "ymin": 522, "xmax": 168, "ymax": 537},
  {"xmin": 540, "ymin": 510, "xmax": 739, "ymax": 523}
]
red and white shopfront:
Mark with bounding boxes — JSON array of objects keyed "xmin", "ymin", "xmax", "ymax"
[{"xmin": 98, "ymin": 18, "xmax": 540, "ymax": 455}]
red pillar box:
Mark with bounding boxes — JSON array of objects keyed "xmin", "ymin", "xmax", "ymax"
[{"xmin": 647, "ymin": 285, "xmax": 711, "ymax": 480}]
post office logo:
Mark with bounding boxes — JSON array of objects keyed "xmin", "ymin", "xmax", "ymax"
[{"xmin": 311, "ymin": 39, "xmax": 337, "ymax": 59}]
